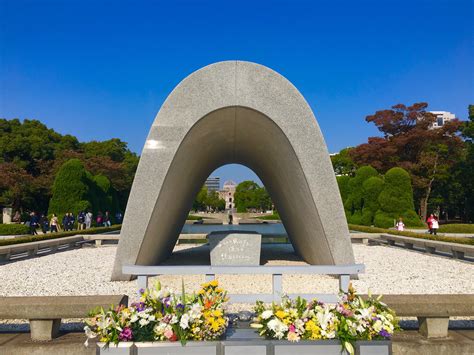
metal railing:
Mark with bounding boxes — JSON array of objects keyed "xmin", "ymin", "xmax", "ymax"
[{"xmin": 122, "ymin": 264, "xmax": 365, "ymax": 303}]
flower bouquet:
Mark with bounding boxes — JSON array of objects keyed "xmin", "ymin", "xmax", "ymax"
[
  {"xmin": 251, "ymin": 285, "xmax": 399, "ymax": 355},
  {"xmin": 84, "ymin": 280, "xmax": 229, "ymax": 347}
]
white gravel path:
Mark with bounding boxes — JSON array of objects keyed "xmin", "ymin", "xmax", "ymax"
[{"xmin": 0, "ymin": 244, "xmax": 472, "ymax": 300}]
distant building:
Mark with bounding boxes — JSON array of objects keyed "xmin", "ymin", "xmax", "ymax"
[
  {"xmin": 219, "ymin": 180, "xmax": 237, "ymax": 211},
  {"xmin": 205, "ymin": 177, "xmax": 220, "ymax": 192},
  {"xmin": 429, "ymin": 111, "xmax": 456, "ymax": 129}
]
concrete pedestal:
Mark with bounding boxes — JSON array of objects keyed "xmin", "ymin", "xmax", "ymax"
[
  {"xmin": 30, "ymin": 319, "xmax": 61, "ymax": 341},
  {"xmin": 418, "ymin": 317, "xmax": 449, "ymax": 338},
  {"xmin": 208, "ymin": 231, "xmax": 261, "ymax": 266}
]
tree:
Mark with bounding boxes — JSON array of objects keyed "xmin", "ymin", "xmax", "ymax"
[
  {"xmin": 48, "ymin": 159, "xmax": 92, "ymax": 217},
  {"xmin": 374, "ymin": 167, "xmax": 422, "ymax": 228},
  {"xmin": 350, "ymin": 103, "xmax": 464, "ymax": 220},
  {"xmin": 234, "ymin": 181, "xmax": 271, "ymax": 212},
  {"xmin": 193, "ymin": 186, "xmax": 208, "ymax": 212},
  {"xmin": 331, "ymin": 148, "xmax": 357, "ymax": 176},
  {"xmin": 0, "ymin": 118, "xmax": 139, "ymax": 213}
]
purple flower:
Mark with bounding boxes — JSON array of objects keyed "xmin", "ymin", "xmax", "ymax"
[
  {"xmin": 379, "ymin": 329, "xmax": 391, "ymax": 339},
  {"xmin": 119, "ymin": 327, "xmax": 133, "ymax": 341},
  {"xmin": 176, "ymin": 303, "xmax": 185, "ymax": 311},
  {"xmin": 131, "ymin": 302, "xmax": 146, "ymax": 312},
  {"xmin": 163, "ymin": 297, "xmax": 171, "ymax": 307},
  {"xmin": 138, "ymin": 288, "xmax": 145, "ymax": 295}
]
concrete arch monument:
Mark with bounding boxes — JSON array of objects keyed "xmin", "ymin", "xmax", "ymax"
[{"xmin": 112, "ymin": 61, "xmax": 355, "ymax": 280}]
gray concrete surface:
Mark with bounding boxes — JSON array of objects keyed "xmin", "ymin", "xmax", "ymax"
[{"xmin": 112, "ymin": 61, "xmax": 354, "ymax": 280}]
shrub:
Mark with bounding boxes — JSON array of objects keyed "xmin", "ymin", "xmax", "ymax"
[
  {"xmin": 348, "ymin": 224, "xmax": 474, "ymax": 245},
  {"xmin": 344, "ymin": 166, "xmax": 378, "ymax": 215},
  {"xmin": 438, "ymin": 224, "xmax": 474, "ymax": 233},
  {"xmin": 0, "ymin": 223, "xmax": 30, "ymax": 236},
  {"xmin": 0, "ymin": 224, "xmax": 121, "ymax": 246},
  {"xmin": 360, "ymin": 176, "xmax": 384, "ymax": 225},
  {"xmin": 375, "ymin": 167, "xmax": 423, "ymax": 228},
  {"xmin": 48, "ymin": 159, "xmax": 92, "ymax": 217}
]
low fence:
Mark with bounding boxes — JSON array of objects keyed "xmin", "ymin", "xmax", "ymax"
[{"xmin": 122, "ymin": 264, "xmax": 365, "ymax": 303}]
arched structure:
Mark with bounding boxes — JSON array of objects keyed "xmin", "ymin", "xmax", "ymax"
[{"xmin": 112, "ymin": 61, "xmax": 354, "ymax": 280}]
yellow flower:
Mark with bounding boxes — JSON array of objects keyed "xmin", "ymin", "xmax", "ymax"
[
  {"xmin": 212, "ymin": 310, "xmax": 222, "ymax": 317},
  {"xmin": 275, "ymin": 310, "xmax": 287, "ymax": 320},
  {"xmin": 209, "ymin": 280, "xmax": 218, "ymax": 287}
]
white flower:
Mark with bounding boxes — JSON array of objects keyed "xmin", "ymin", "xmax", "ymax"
[
  {"xmin": 130, "ymin": 314, "xmax": 139, "ymax": 323},
  {"xmin": 267, "ymin": 318, "xmax": 288, "ymax": 338},
  {"xmin": 190, "ymin": 304, "xmax": 202, "ymax": 319},
  {"xmin": 139, "ymin": 318, "xmax": 150, "ymax": 327},
  {"xmin": 261, "ymin": 310, "xmax": 273, "ymax": 320},
  {"xmin": 170, "ymin": 315, "xmax": 178, "ymax": 324},
  {"xmin": 148, "ymin": 315, "xmax": 156, "ymax": 322},
  {"xmin": 180, "ymin": 314, "xmax": 190, "ymax": 330}
]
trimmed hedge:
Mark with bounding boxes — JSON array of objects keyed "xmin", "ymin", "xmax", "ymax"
[
  {"xmin": 0, "ymin": 224, "xmax": 121, "ymax": 246},
  {"xmin": 348, "ymin": 224, "xmax": 474, "ymax": 246},
  {"xmin": 257, "ymin": 212, "xmax": 281, "ymax": 220},
  {"xmin": 0, "ymin": 224, "xmax": 30, "ymax": 236},
  {"xmin": 187, "ymin": 214, "xmax": 203, "ymax": 220},
  {"xmin": 374, "ymin": 167, "xmax": 423, "ymax": 228},
  {"xmin": 438, "ymin": 224, "xmax": 474, "ymax": 233}
]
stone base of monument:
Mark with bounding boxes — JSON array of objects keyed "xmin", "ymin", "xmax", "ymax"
[
  {"xmin": 96, "ymin": 338, "xmax": 391, "ymax": 355},
  {"xmin": 208, "ymin": 231, "xmax": 262, "ymax": 266}
]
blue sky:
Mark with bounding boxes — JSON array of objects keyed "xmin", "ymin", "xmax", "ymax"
[{"xmin": 1, "ymin": 0, "xmax": 473, "ymax": 186}]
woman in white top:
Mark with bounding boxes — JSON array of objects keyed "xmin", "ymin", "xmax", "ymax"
[
  {"xmin": 395, "ymin": 217, "xmax": 405, "ymax": 231},
  {"xmin": 431, "ymin": 216, "xmax": 439, "ymax": 235}
]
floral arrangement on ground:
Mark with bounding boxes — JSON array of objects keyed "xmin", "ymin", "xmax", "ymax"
[
  {"xmin": 251, "ymin": 285, "xmax": 399, "ymax": 354},
  {"xmin": 84, "ymin": 280, "xmax": 228, "ymax": 347}
]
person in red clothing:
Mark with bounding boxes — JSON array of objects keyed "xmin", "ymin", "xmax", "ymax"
[{"xmin": 426, "ymin": 214, "xmax": 435, "ymax": 234}]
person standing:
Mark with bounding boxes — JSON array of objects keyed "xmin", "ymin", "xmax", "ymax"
[
  {"xmin": 426, "ymin": 214, "xmax": 435, "ymax": 234},
  {"xmin": 62, "ymin": 213, "xmax": 69, "ymax": 231},
  {"xmin": 50, "ymin": 214, "xmax": 60, "ymax": 233},
  {"xmin": 115, "ymin": 211, "xmax": 123, "ymax": 224},
  {"xmin": 431, "ymin": 215, "xmax": 439, "ymax": 235},
  {"xmin": 40, "ymin": 214, "xmax": 49, "ymax": 234},
  {"xmin": 395, "ymin": 217, "xmax": 405, "ymax": 231},
  {"xmin": 85, "ymin": 211, "xmax": 93, "ymax": 229},
  {"xmin": 96, "ymin": 212, "xmax": 103, "ymax": 227},
  {"xmin": 68, "ymin": 212, "xmax": 76, "ymax": 230},
  {"xmin": 78, "ymin": 211, "xmax": 86, "ymax": 230},
  {"xmin": 104, "ymin": 211, "xmax": 111, "ymax": 227}
]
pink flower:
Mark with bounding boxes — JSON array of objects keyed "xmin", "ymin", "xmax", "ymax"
[
  {"xmin": 164, "ymin": 329, "xmax": 174, "ymax": 339},
  {"xmin": 289, "ymin": 324, "xmax": 296, "ymax": 333}
]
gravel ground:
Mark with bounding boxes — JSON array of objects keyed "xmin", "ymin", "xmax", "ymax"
[{"xmin": 0, "ymin": 243, "xmax": 473, "ymax": 330}]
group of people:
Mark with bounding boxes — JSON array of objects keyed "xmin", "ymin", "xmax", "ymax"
[
  {"xmin": 394, "ymin": 214, "xmax": 440, "ymax": 234},
  {"xmin": 19, "ymin": 210, "xmax": 123, "ymax": 235}
]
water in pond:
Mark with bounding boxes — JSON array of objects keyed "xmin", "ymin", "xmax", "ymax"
[{"xmin": 181, "ymin": 223, "xmax": 287, "ymax": 236}]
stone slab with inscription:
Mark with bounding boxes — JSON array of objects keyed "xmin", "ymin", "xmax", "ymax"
[{"xmin": 208, "ymin": 231, "xmax": 262, "ymax": 266}]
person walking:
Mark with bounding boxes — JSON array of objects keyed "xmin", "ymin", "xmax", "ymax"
[
  {"xmin": 115, "ymin": 211, "xmax": 123, "ymax": 224},
  {"xmin": 62, "ymin": 213, "xmax": 69, "ymax": 231},
  {"xmin": 426, "ymin": 214, "xmax": 435, "ymax": 234},
  {"xmin": 68, "ymin": 212, "xmax": 76, "ymax": 231},
  {"xmin": 85, "ymin": 211, "xmax": 93, "ymax": 229},
  {"xmin": 50, "ymin": 214, "xmax": 60, "ymax": 233},
  {"xmin": 395, "ymin": 217, "xmax": 405, "ymax": 231},
  {"xmin": 29, "ymin": 212, "xmax": 38, "ymax": 235}
]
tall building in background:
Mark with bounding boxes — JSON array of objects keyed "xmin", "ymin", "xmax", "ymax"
[
  {"xmin": 205, "ymin": 177, "xmax": 220, "ymax": 192},
  {"xmin": 219, "ymin": 180, "xmax": 237, "ymax": 211},
  {"xmin": 429, "ymin": 111, "xmax": 456, "ymax": 129}
]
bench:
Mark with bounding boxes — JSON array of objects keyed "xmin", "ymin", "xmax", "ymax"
[
  {"xmin": 350, "ymin": 233, "xmax": 379, "ymax": 245},
  {"xmin": 367, "ymin": 294, "xmax": 474, "ymax": 338},
  {"xmin": 0, "ymin": 295, "xmax": 128, "ymax": 341},
  {"xmin": 0, "ymin": 236, "xmax": 86, "ymax": 262},
  {"xmin": 380, "ymin": 234, "xmax": 474, "ymax": 259},
  {"xmin": 82, "ymin": 234, "xmax": 120, "ymax": 246}
]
